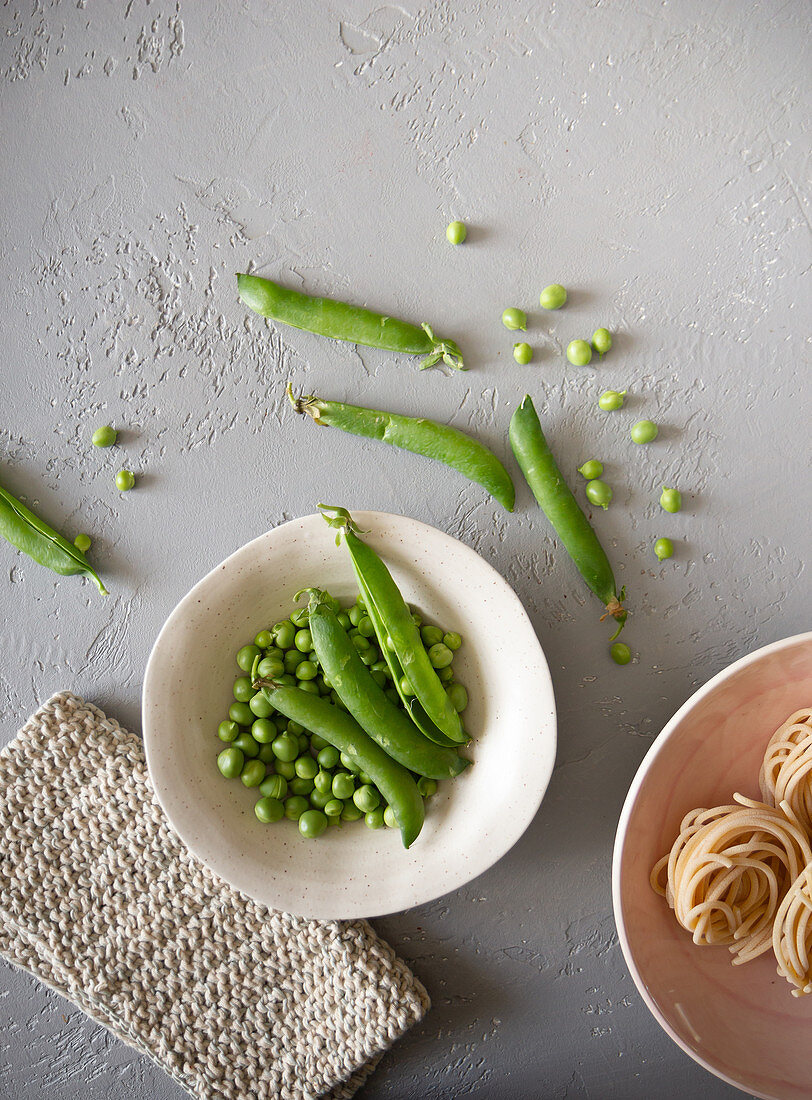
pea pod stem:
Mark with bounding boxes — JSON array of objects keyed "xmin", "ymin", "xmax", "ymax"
[
  {"xmin": 237, "ymin": 273, "xmax": 464, "ymax": 370},
  {"xmin": 290, "ymin": 385, "xmax": 515, "ymax": 512},
  {"xmin": 508, "ymin": 396, "xmax": 626, "ymax": 636},
  {"xmin": 0, "ymin": 480, "xmax": 106, "ymax": 594},
  {"xmin": 255, "ymin": 679, "xmax": 425, "ymax": 848}
]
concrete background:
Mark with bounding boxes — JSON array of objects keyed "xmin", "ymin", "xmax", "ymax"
[{"xmin": 1, "ymin": 1, "xmax": 809, "ymax": 1097}]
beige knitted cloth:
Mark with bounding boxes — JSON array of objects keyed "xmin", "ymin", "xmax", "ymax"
[{"xmin": 0, "ymin": 692, "xmax": 429, "ymax": 1100}]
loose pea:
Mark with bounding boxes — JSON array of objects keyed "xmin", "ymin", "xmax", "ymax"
[
  {"xmin": 309, "ymin": 787, "xmax": 333, "ymax": 809},
  {"xmin": 287, "ymin": 720, "xmax": 304, "ymax": 736},
  {"xmin": 314, "ymin": 770, "xmax": 333, "ymax": 795},
  {"xmin": 355, "ymin": 593, "xmax": 366, "ymax": 609},
  {"xmin": 218, "ymin": 720, "xmax": 239, "ymax": 742},
  {"xmin": 217, "ymin": 747, "xmax": 244, "ymax": 779},
  {"xmin": 290, "ymin": 608, "xmax": 309, "ymax": 627},
  {"xmin": 251, "ymin": 718, "xmax": 276, "ymax": 744},
  {"xmin": 357, "ymin": 615, "xmax": 375, "ymax": 638},
  {"xmin": 233, "ymin": 732, "xmax": 260, "ymax": 758},
  {"xmin": 297, "ymin": 732, "xmax": 310, "ymax": 754},
  {"xmin": 340, "ymin": 752, "xmax": 360, "ymax": 773},
  {"xmin": 446, "ymin": 682, "xmax": 468, "ymax": 712},
  {"xmin": 578, "ymin": 459, "xmax": 603, "ymax": 480},
  {"xmin": 115, "ymin": 469, "xmax": 135, "ymax": 492},
  {"xmin": 258, "ymin": 744, "xmax": 276, "ymax": 764},
  {"xmin": 446, "ymin": 220, "xmax": 467, "ymax": 245},
  {"xmin": 309, "ymin": 732, "xmax": 329, "ymax": 751},
  {"xmin": 631, "ymin": 419, "xmax": 658, "ymax": 444},
  {"xmin": 598, "ymin": 389, "xmax": 626, "ymax": 411},
  {"xmin": 585, "ymin": 479, "xmax": 613, "ymax": 510},
  {"xmin": 566, "ymin": 340, "xmax": 592, "ymax": 367},
  {"xmin": 332, "ymin": 771, "xmax": 356, "ymax": 800},
  {"xmin": 399, "ymin": 676, "xmax": 415, "ymax": 696},
  {"xmin": 592, "ymin": 328, "xmax": 612, "ymax": 356},
  {"xmin": 443, "ymin": 631, "xmax": 462, "ymax": 651},
  {"xmin": 336, "ymin": 611, "xmax": 351, "ymax": 629},
  {"xmin": 324, "ymin": 798, "xmax": 344, "ymax": 817},
  {"xmin": 417, "ymin": 777, "xmax": 438, "ymax": 797},
  {"xmin": 348, "ymin": 605, "xmax": 363, "ymax": 627},
  {"xmin": 92, "ymin": 424, "xmax": 117, "ymax": 448},
  {"xmin": 277, "ymin": 674, "xmax": 296, "ymax": 686},
  {"xmin": 233, "ymin": 676, "xmax": 254, "ymax": 702},
  {"xmin": 298, "ymin": 810, "xmax": 328, "ymax": 839},
  {"xmin": 298, "ymin": 681, "xmax": 319, "ymax": 695},
  {"xmin": 255, "ymin": 796, "xmax": 284, "ymax": 823},
  {"xmin": 353, "ymin": 784, "xmax": 380, "ymax": 813},
  {"xmin": 421, "ymin": 625, "xmax": 444, "ymax": 647},
  {"xmin": 610, "ymin": 642, "xmax": 632, "ymax": 665},
  {"xmin": 358, "ymin": 771, "xmax": 373, "ymax": 786},
  {"xmin": 257, "ymin": 656, "xmax": 284, "ymax": 679},
  {"xmin": 274, "ymin": 759, "xmax": 296, "ymax": 780},
  {"xmin": 383, "ymin": 805, "xmax": 398, "ymax": 829},
  {"xmin": 502, "ymin": 307, "xmax": 527, "ymax": 331},
  {"xmin": 351, "ymin": 633, "xmax": 371, "ymax": 651},
  {"xmin": 254, "ymin": 629, "xmax": 273, "ymax": 648},
  {"xmin": 273, "ymin": 621, "xmax": 296, "ymax": 649},
  {"xmin": 284, "ymin": 795, "xmax": 309, "ymax": 821},
  {"xmin": 317, "ymin": 746, "xmax": 340, "ymax": 769},
  {"xmin": 294, "ymin": 628, "xmax": 313, "ymax": 652},
  {"xmin": 295, "ymin": 755, "xmax": 318, "ymax": 780},
  {"xmin": 284, "ymin": 649, "xmax": 306, "ymax": 670},
  {"xmin": 341, "ymin": 802, "xmax": 363, "ymax": 822},
  {"xmin": 365, "ymin": 807, "xmax": 386, "ymax": 829},
  {"xmin": 241, "ymin": 759, "xmax": 266, "ymax": 788},
  {"xmin": 513, "ymin": 342, "xmax": 533, "ymax": 365},
  {"xmin": 539, "ymin": 284, "xmax": 567, "ymax": 310},
  {"xmin": 295, "ymin": 660, "xmax": 318, "ymax": 681},
  {"xmin": 249, "ymin": 691, "xmax": 274, "ymax": 718},
  {"xmin": 260, "ymin": 774, "xmax": 288, "ymax": 800},
  {"xmin": 660, "ymin": 487, "xmax": 682, "ymax": 513},
  {"xmin": 272, "ymin": 733, "xmax": 299, "ymax": 762},
  {"xmin": 74, "ymin": 533, "xmax": 92, "ymax": 553},
  {"xmin": 427, "ymin": 642, "xmax": 453, "ymax": 669},
  {"xmin": 228, "ymin": 702, "xmax": 254, "ymax": 726},
  {"xmin": 290, "ymin": 776, "xmax": 314, "ymax": 796},
  {"xmin": 437, "ymin": 665, "xmax": 454, "ymax": 683},
  {"xmin": 236, "ymin": 644, "xmax": 261, "ymax": 671},
  {"xmin": 654, "ymin": 537, "xmax": 674, "ymax": 561}
]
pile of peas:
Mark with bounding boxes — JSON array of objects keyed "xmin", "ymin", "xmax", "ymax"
[{"xmin": 215, "ymin": 594, "xmax": 468, "ymax": 839}]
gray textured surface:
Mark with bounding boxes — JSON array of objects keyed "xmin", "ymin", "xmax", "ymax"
[{"xmin": 0, "ymin": 1, "xmax": 809, "ymax": 1098}]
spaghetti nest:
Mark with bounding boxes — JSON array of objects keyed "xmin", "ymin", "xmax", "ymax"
[
  {"xmin": 773, "ymin": 866, "xmax": 812, "ymax": 996},
  {"xmin": 759, "ymin": 709, "xmax": 812, "ymax": 836},
  {"xmin": 651, "ymin": 794, "xmax": 812, "ymax": 964}
]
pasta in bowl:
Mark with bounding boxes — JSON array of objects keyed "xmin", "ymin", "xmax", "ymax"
[{"xmin": 613, "ymin": 633, "xmax": 812, "ymax": 1100}]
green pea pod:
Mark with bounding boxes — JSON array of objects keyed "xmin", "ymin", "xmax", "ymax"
[
  {"xmin": 290, "ymin": 386, "xmax": 515, "ymax": 512},
  {"xmin": 0, "ymin": 480, "xmax": 107, "ymax": 594},
  {"xmin": 237, "ymin": 273, "xmax": 464, "ymax": 370},
  {"xmin": 256, "ymin": 682, "xmax": 424, "ymax": 848},
  {"xmin": 508, "ymin": 396, "xmax": 625, "ymax": 636},
  {"xmin": 304, "ymin": 589, "xmax": 470, "ymax": 780}
]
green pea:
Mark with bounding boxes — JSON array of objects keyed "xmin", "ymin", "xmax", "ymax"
[
  {"xmin": 290, "ymin": 608, "xmax": 309, "ymax": 627},
  {"xmin": 353, "ymin": 784, "xmax": 380, "ymax": 813},
  {"xmin": 340, "ymin": 752, "xmax": 360, "ymax": 773},
  {"xmin": 284, "ymin": 795, "xmax": 309, "ymax": 820},
  {"xmin": 115, "ymin": 469, "xmax": 135, "ymax": 492},
  {"xmin": 660, "ymin": 487, "xmax": 682, "ymax": 513},
  {"xmin": 73, "ymin": 533, "xmax": 92, "ymax": 553},
  {"xmin": 249, "ymin": 691, "xmax": 274, "ymax": 718},
  {"xmin": 341, "ymin": 802, "xmax": 363, "ymax": 822},
  {"xmin": 358, "ymin": 771, "xmax": 373, "ymax": 786},
  {"xmin": 357, "ymin": 615, "xmax": 376, "ymax": 638},
  {"xmin": 443, "ymin": 631, "xmax": 462, "ymax": 651},
  {"xmin": 585, "ymin": 479, "xmax": 613, "ymax": 510},
  {"xmin": 274, "ymin": 759, "xmax": 296, "ymax": 780},
  {"xmin": 446, "ymin": 220, "xmax": 467, "ymax": 245},
  {"xmin": 309, "ymin": 732, "xmax": 329, "ymax": 751},
  {"xmin": 284, "ymin": 648, "xmax": 306, "ymax": 670},
  {"xmin": 654, "ymin": 537, "xmax": 674, "ymax": 561},
  {"xmin": 254, "ymin": 629, "xmax": 273, "ymax": 648},
  {"xmin": 566, "ymin": 340, "xmax": 592, "ymax": 367},
  {"xmin": 351, "ymin": 632, "xmax": 370, "ymax": 651},
  {"xmin": 539, "ymin": 284, "xmax": 567, "ymax": 310},
  {"xmin": 255, "ymin": 796, "xmax": 284, "ymax": 823},
  {"xmin": 631, "ymin": 419, "xmax": 658, "ymax": 444},
  {"xmin": 260, "ymin": 774, "xmax": 288, "ymax": 800},
  {"xmin": 437, "ymin": 665, "xmax": 454, "ymax": 683},
  {"xmin": 92, "ymin": 424, "xmax": 117, "ymax": 448},
  {"xmin": 298, "ymin": 681, "xmax": 319, "ymax": 695},
  {"xmin": 294, "ymin": 755, "xmax": 318, "ymax": 780},
  {"xmin": 332, "ymin": 771, "xmax": 356, "ymax": 800},
  {"xmin": 287, "ymin": 720, "xmax": 304, "ymax": 736},
  {"xmin": 421, "ymin": 625, "xmax": 444, "ymax": 647},
  {"xmin": 446, "ymin": 682, "xmax": 468, "ymax": 713},
  {"xmin": 228, "ymin": 702, "xmax": 254, "ymax": 726},
  {"xmin": 324, "ymin": 798, "xmax": 344, "ymax": 818},
  {"xmin": 502, "ymin": 307, "xmax": 527, "ymax": 331},
  {"xmin": 258, "ymin": 744, "xmax": 276, "ymax": 763},
  {"xmin": 370, "ymin": 668, "xmax": 387, "ymax": 688},
  {"xmin": 383, "ymin": 805, "xmax": 398, "ymax": 829},
  {"xmin": 294, "ymin": 628, "xmax": 313, "ymax": 652},
  {"xmin": 317, "ymin": 746, "xmax": 340, "ymax": 769},
  {"xmin": 277, "ymin": 674, "xmax": 296, "ymax": 686},
  {"xmin": 218, "ymin": 720, "xmax": 239, "ymax": 742},
  {"xmin": 417, "ymin": 777, "xmax": 438, "ymax": 797},
  {"xmin": 257, "ymin": 656, "xmax": 284, "ymax": 678},
  {"xmin": 233, "ymin": 676, "xmax": 254, "ymax": 702},
  {"xmin": 313, "ymin": 769, "xmax": 333, "ymax": 795},
  {"xmin": 233, "ymin": 732, "xmax": 260, "ymax": 758},
  {"xmin": 591, "ymin": 328, "xmax": 612, "ymax": 356},
  {"xmin": 217, "ymin": 747, "xmax": 244, "ymax": 778},
  {"xmin": 427, "ymin": 642, "xmax": 453, "ymax": 669},
  {"xmin": 272, "ymin": 733, "xmax": 299, "ymax": 763},
  {"xmin": 241, "ymin": 759, "xmax": 266, "ymax": 788},
  {"xmin": 598, "ymin": 389, "xmax": 626, "ymax": 411},
  {"xmin": 297, "ymin": 732, "xmax": 310, "ymax": 754},
  {"xmin": 298, "ymin": 810, "xmax": 328, "ymax": 839},
  {"xmin": 309, "ymin": 787, "xmax": 333, "ymax": 809},
  {"xmin": 610, "ymin": 642, "xmax": 632, "ymax": 665},
  {"xmin": 399, "ymin": 676, "xmax": 415, "ymax": 696},
  {"xmin": 513, "ymin": 342, "xmax": 533, "ymax": 365},
  {"xmin": 236, "ymin": 644, "xmax": 261, "ymax": 671},
  {"xmin": 290, "ymin": 776, "xmax": 314, "ymax": 796},
  {"xmin": 348, "ymin": 605, "xmax": 363, "ymax": 627},
  {"xmin": 273, "ymin": 621, "xmax": 296, "ymax": 649},
  {"xmin": 336, "ymin": 611, "xmax": 351, "ymax": 629},
  {"xmin": 295, "ymin": 660, "xmax": 318, "ymax": 681},
  {"xmin": 578, "ymin": 459, "xmax": 603, "ymax": 480},
  {"xmin": 365, "ymin": 807, "xmax": 386, "ymax": 829},
  {"xmin": 251, "ymin": 718, "xmax": 275, "ymax": 744}
]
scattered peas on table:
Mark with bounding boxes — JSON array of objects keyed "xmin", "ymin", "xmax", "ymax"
[
  {"xmin": 116, "ymin": 470, "xmax": 136, "ymax": 492},
  {"xmin": 566, "ymin": 339, "xmax": 592, "ymax": 367},
  {"xmin": 502, "ymin": 307, "xmax": 527, "ymax": 331},
  {"xmin": 446, "ymin": 220, "xmax": 467, "ymax": 245},
  {"xmin": 585, "ymin": 479, "xmax": 613, "ymax": 510},
  {"xmin": 610, "ymin": 642, "xmax": 632, "ymax": 665},
  {"xmin": 660, "ymin": 487, "xmax": 682, "ymax": 513},
  {"xmin": 630, "ymin": 420, "xmax": 658, "ymax": 444},
  {"xmin": 598, "ymin": 390, "xmax": 626, "ymax": 411},
  {"xmin": 92, "ymin": 425, "xmax": 117, "ymax": 448},
  {"xmin": 654, "ymin": 538, "xmax": 674, "ymax": 561},
  {"xmin": 539, "ymin": 283, "xmax": 567, "ymax": 310},
  {"xmin": 513, "ymin": 342, "xmax": 533, "ymax": 365},
  {"xmin": 591, "ymin": 328, "xmax": 612, "ymax": 356},
  {"xmin": 73, "ymin": 533, "xmax": 92, "ymax": 553},
  {"xmin": 578, "ymin": 460, "xmax": 604, "ymax": 480}
]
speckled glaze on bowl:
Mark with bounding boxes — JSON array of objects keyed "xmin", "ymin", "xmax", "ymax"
[
  {"xmin": 143, "ymin": 511, "xmax": 556, "ymax": 920},
  {"xmin": 613, "ymin": 633, "xmax": 812, "ymax": 1100}
]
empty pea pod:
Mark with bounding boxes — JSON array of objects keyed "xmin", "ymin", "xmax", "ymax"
[
  {"xmin": 0, "ymin": 479, "xmax": 107, "ymax": 594},
  {"xmin": 289, "ymin": 386, "xmax": 515, "ymax": 512},
  {"xmin": 237, "ymin": 273, "xmax": 464, "ymax": 370}
]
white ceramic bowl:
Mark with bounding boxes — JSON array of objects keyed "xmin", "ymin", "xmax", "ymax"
[
  {"xmin": 613, "ymin": 632, "xmax": 812, "ymax": 1100},
  {"xmin": 143, "ymin": 511, "xmax": 556, "ymax": 919}
]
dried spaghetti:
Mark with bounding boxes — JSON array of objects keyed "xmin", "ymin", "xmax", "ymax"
[
  {"xmin": 773, "ymin": 866, "xmax": 812, "ymax": 996},
  {"xmin": 759, "ymin": 709, "xmax": 812, "ymax": 838}
]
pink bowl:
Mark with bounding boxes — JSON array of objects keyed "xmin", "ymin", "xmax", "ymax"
[{"xmin": 613, "ymin": 633, "xmax": 812, "ymax": 1100}]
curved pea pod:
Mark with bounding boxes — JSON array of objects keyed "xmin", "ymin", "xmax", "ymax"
[
  {"xmin": 237, "ymin": 273, "xmax": 464, "ymax": 370},
  {"xmin": 290, "ymin": 387, "xmax": 514, "ymax": 512},
  {"xmin": 0, "ymin": 481, "xmax": 107, "ymax": 594},
  {"xmin": 508, "ymin": 396, "xmax": 626, "ymax": 636},
  {"xmin": 257, "ymin": 683, "xmax": 424, "ymax": 848},
  {"xmin": 305, "ymin": 590, "xmax": 470, "ymax": 780}
]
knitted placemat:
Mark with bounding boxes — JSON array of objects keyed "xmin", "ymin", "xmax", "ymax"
[{"xmin": 0, "ymin": 692, "xmax": 429, "ymax": 1100}]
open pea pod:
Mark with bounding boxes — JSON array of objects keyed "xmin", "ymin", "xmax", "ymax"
[{"xmin": 320, "ymin": 505, "xmax": 467, "ymax": 745}]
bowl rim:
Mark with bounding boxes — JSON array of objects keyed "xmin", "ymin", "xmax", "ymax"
[
  {"xmin": 142, "ymin": 509, "xmax": 558, "ymax": 918},
  {"xmin": 611, "ymin": 630, "xmax": 812, "ymax": 1098}
]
